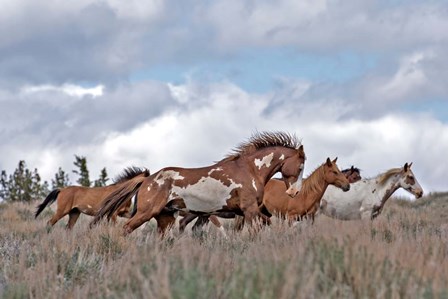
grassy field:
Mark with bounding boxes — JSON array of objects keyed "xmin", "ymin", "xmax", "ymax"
[{"xmin": 1, "ymin": 193, "xmax": 448, "ymax": 299}]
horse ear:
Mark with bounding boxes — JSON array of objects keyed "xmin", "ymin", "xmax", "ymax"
[
  {"xmin": 404, "ymin": 163, "xmax": 409, "ymax": 171},
  {"xmin": 326, "ymin": 157, "xmax": 332, "ymax": 166},
  {"xmin": 409, "ymin": 162, "xmax": 413, "ymax": 168},
  {"xmin": 298, "ymin": 145, "xmax": 304, "ymax": 151},
  {"xmin": 332, "ymin": 157, "xmax": 338, "ymax": 163},
  {"xmin": 351, "ymin": 165, "xmax": 354, "ymax": 171}
]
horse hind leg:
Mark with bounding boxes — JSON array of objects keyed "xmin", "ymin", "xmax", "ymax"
[
  {"xmin": 66, "ymin": 209, "xmax": 81, "ymax": 230},
  {"xmin": 155, "ymin": 213, "xmax": 176, "ymax": 237}
]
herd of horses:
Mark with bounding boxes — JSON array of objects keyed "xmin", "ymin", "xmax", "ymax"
[{"xmin": 34, "ymin": 131, "xmax": 424, "ymax": 237}]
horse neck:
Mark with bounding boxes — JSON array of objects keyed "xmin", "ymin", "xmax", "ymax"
[
  {"xmin": 371, "ymin": 173, "xmax": 401, "ymax": 205},
  {"xmin": 293, "ymin": 165, "xmax": 328, "ymax": 207},
  {"xmin": 247, "ymin": 147, "xmax": 292, "ymax": 183}
]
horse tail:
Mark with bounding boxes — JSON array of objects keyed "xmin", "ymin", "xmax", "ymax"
[
  {"xmin": 91, "ymin": 177, "xmax": 145, "ymax": 226},
  {"xmin": 35, "ymin": 189, "xmax": 60, "ymax": 218}
]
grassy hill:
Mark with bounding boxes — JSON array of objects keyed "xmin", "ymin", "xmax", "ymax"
[{"xmin": 0, "ymin": 193, "xmax": 447, "ymax": 299}]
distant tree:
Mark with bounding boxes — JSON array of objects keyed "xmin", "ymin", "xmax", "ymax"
[
  {"xmin": 0, "ymin": 170, "xmax": 10, "ymax": 201},
  {"xmin": 73, "ymin": 155, "xmax": 91, "ymax": 187},
  {"xmin": 51, "ymin": 167, "xmax": 71, "ymax": 189},
  {"xmin": 93, "ymin": 167, "xmax": 109, "ymax": 187},
  {"xmin": 30, "ymin": 168, "xmax": 49, "ymax": 200},
  {"xmin": 3, "ymin": 161, "xmax": 49, "ymax": 202}
]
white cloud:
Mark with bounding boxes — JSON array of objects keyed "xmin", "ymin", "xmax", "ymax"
[
  {"xmin": 22, "ymin": 84, "xmax": 104, "ymax": 98},
  {"xmin": 3, "ymin": 80, "xmax": 444, "ymax": 196}
]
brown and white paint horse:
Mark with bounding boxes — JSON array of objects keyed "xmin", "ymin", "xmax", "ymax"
[
  {"xmin": 93, "ymin": 132, "xmax": 306, "ymax": 235},
  {"xmin": 320, "ymin": 163, "xmax": 423, "ymax": 220},
  {"xmin": 35, "ymin": 167, "xmax": 150, "ymax": 229}
]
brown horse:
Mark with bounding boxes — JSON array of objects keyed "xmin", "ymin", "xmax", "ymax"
[
  {"xmin": 260, "ymin": 157, "xmax": 350, "ymax": 224},
  {"xmin": 342, "ymin": 166, "xmax": 362, "ymax": 183},
  {"xmin": 93, "ymin": 131, "xmax": 306, "ymax": 235},
  {"xmin": 35, "ymin": 167, "xmax": 150, "ymax": 229},
  {"xmin": 178, "ymin": 165, "xmax": 362, "ymax": 234}
]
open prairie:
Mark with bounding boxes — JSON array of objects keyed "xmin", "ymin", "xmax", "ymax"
[{"xmin": 1, "ymin": 193, "xmax": 448, "ymax": 299}]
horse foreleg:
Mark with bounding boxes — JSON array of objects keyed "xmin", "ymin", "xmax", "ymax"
[
  {"xmin": 241, "ymin": 201, "xmax": 262, "ymax": 234},
  {"xmin": 66, "ymin": 209, "xmax": 81, "ymax": 229},
  {"xmin": 179, "ymin": 213, "xmax": 198, "ymax": 233},
  {"xmin": 208, "ymin": 215, "xmax": 228, "ymax": 238}
]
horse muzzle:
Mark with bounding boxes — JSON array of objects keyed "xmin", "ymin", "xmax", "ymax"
[
  {"xmin": 414, "ymin": 189, "xmax": 423, "ymax": 198},
  {"xmin": 286, "ymin": 186, "xmax": 300, "ymax": 197},
  {"xmin": 341, "ymin": 184, "xmax": 350, "ymax": 192}
]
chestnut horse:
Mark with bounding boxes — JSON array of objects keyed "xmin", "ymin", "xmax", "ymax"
[
  {"xmin": 35, "ymin": 167, "xmax": 150, "ymax": 229},
  {"xmin": 260, "ymin": 158, "xmax": 350, "ymax": 224},
  {"xmin": 179, "ymin": 165, "xmax": 361, "ymax": 235},
  {"xmin": 93, "ymin": 131, "xmax": 306, "ymax": 235},
  {"xmin": 320, "ymin": 163, "xmax": 423, "ymax": 220}
]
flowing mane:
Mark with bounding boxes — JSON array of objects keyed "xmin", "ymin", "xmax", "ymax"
[
  {"xmin": 377, "ymin": 168, "xmax": 402, "ymax": 186},
  {"xmin": 113, "ymin": 166, "xmax": 149, "ymax": 184},
  {"xmin": 298, "ymin": 164, "xmax": 326, "ymax": 198},
  {"xmin": 221, "ymin": 131, "xmax": 301, "ymax": 162}
]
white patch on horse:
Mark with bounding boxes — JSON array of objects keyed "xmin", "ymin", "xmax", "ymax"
[
  {"xmin": 170, "ymin": 176, "xmax": 242, "ymax": 212},
  {"xmin": 254, "ymin": 153, "xmax": 274, "ymax": 170},
  {"xmin": 87, "ymin": 205, "xmax": 92, "ymax": 209},
  {"xmin": 252, "ymin": 179, "xmax": 257, "ymax": 191},
  {"xmin": 279, "ymin": 154, "xmax": 285, "ymax": 160},
  {"xmin": 155, "ymin": 170, "xmax": 185, "ymax": 186},
  {"xmin": 208, "ymin": 167, "xmax": 223, "ymax": 175}
]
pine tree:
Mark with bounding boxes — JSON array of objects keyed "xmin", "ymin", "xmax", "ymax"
[
  {"xmin": 94, "ymin": 167, "xmax": 109, "ymax": 187},
  {"xmin": 0, "ymin": 170, "xmax": 9, "ymax": 201},
  {"xmin": 31, "ymin": 168, "xmax": 49, "ymax": 199},
  {"xmin": 52, "ymin": 167, "xmax": 71, "ymax": 189},
  {"xmin": 72, "ymin": 155, "xmax": 91, "ymax": 187},
  {"xmin": 1, "ymin": 161, "xmax": 50, "ymax": 202}
]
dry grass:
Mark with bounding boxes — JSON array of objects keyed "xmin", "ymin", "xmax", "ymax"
[{"xmin": 1, "ymin": 193, "xmax": 448, "ymax": 299}]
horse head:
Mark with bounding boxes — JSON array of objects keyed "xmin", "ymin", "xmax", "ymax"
[
  {"xmin": 399, "ymin": 162, "xmax": 423, "ymax": 198},
  {"xmin": 280, "ymin": 145, "xmax": 306, "ymax": 197},
  {"xmin": 323, "ymin": 157, "xmax": 350, "ymax": 191},
  {"xmin": 342, "ymin": 165, "xmax": 362, "ymax": 183}
]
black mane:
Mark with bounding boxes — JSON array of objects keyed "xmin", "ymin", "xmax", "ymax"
[
  {"xmin": 223, "ymin": 131, "xmax": 301, "ymax": 161},
  {"xmin": 112, "ymin": 166, "xmax": 150, "ymax": 184}
]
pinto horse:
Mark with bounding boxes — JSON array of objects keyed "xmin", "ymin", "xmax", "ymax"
[
  {"xmin": 320, "ymin": 163, "xmax": 423, "ymax": 220},
  {"xmin": 93, "ymin": 131, "xmax": 306, "ymax": 235},
  {"xmin": 179, "ymin": 165, "xmax": 360, "ymax": 235},
  {"xmin": 35, "ymin": 167, "xmax": 150, "ymax": 229}
]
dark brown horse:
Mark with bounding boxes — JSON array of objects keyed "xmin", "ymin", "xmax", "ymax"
[
  {"xmin": 178, "ymin": 165, "xmax": 361, "ymax": 235},
  {"xmin": 93, "ymin": 131, "xmax": 306, "ymax": 235},
  {"xmin": 35, "ymin": 167, "xmax": 150, "ymax": 229},
  {"xmin": 342, "ymin": 166, "xmax": 362, "ymax": 183}
]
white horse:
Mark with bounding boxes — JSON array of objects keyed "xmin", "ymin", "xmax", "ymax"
[{"xmin": 320, "ymin": 163, "xmax": 423, "ymax": 220}]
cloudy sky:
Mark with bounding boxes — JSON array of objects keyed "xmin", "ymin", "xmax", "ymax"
[{"xmin": 1, "ymin": 0, "xmax": 447, "ymax": 197}]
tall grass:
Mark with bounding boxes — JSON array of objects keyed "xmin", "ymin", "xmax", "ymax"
[{"xmin": 0, "ymin": 194, "xmax": 447, "ymax": 299}]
